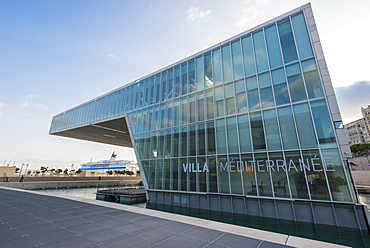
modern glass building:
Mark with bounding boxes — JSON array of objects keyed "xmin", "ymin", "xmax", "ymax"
[{"xmin": 50, "ymin": 3, "xmax": 369, "ymax": 231}]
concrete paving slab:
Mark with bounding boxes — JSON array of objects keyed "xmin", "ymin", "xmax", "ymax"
[{"xmin": 0, "ymin": 187, "xmax": 350, "ymax": 248}]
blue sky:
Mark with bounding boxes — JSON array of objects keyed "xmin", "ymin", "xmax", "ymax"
[{"xmin": 1, "ymin": 0, "xmax": 369, "ymax": 170}]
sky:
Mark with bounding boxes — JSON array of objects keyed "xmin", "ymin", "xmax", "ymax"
[{"xmin": 0, "ymin": 0, "xmax": 369, "ymax": 170}]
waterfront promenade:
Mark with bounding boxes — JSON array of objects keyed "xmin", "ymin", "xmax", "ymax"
[
  {"xmin": 0, "ymin": 176, "xmax": 142, "ymax": 190},
  {"xmin": 0, "ymin": 187, "xmax": 348, "ymax": 248}
]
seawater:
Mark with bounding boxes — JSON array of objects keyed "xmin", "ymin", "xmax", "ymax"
[{"xmin": 36, "ymin": 187, "xmax": 370, "ymax": 247}]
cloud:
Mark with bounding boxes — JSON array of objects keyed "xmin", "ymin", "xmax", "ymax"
[
  {"xmin": 186, "ymin": 6, "xmax": 212, "ymax": 22},
  {"xmin": 0, "ymin": 102, "xmax": 8, "ymax": 116},
  {"xmin": 19, "ymin": 101, "xmax": 48, "ymax": 111},
  {"xmin": 335, "ymin": 81, "xmax": 370, "ymax": 124},
  {"xmin": 234, "ymin": 0, "xmax": 271, "ymax": 27},
  {"xmin": 27, "ymin": 94, "xmax": 41, "ymax": 99},
  {"xmin": 108, "ymin": 53, "xmax": 122, "ymax": 61}
]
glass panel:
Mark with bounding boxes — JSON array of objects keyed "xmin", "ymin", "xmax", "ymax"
[
  {"xmin": 206, "ymin": 90, "xmax": 214, "ymax": 119},
  {"xmin": 196, "ymin": 56, "xmax": 205, "ymax": 91},
  {"xmin": 310, "ymin": 100, "xmax": 336, "ymax": 147},
  {"xmin": 212, "ymin": 48, "xmax": 223, "ymax": 86},
  {"xmin": 163, "ymin": 159, "xmax": 170, "ymax": 190},
  {"xmin": 216, "ymin": 119, "xmax": 227, "ymax": 154},
  {"xmin": 155, "ymin": 74, "xmax": 161, "ymax": 104},
  {"xmin": 161, "ymin": 71, "xmax": 167, "ymax": 102},
  {"xmin": 264, "ymin": 24, "xmax": 283, "ymax": 69},
  {"xmin": 247, "ymin": 89, "xmax": 260, "ymax": 111},
  {"xmin": 204, "ymin": 52, "xmax": 213, "ymax": 88},
  {"xmin": 301, "ymin": 58, "xmax": 324, "ymax": 99},
  {"xmin": 173, "ymin": 99, "xmax": 180, "ymax": 126},
  {"xmin": 303, "ymin": 150, "xmax": 330, "ymax": 201},
  {"xmin": 238, "ymin": 114, "xmax": 252, "ymax": 153},
  {"xmin": 291, "ymin": 12, "xmax": 313, "ymax": 60},
  {"xmin": 189, "ymin": 96, "xmax": 196, "ymax": 123},
  {"xmin": 226, "ymin": 97, "xmax": 235, "ymax": 115},
  {"xmin": 242, "ymin": 153, "xmax": 257, "ymax": 196},
  {"xmin": 286, "ymin": 63, "xmax": 306, "ymax": 102},
  {"xmin": 208, "ymin": 156, "xmax": 217, "ymax": 192},
  {"xmin": 189, "ymin": 157, "xmax": 196, "ymax": 192},
  {"xmin": 278, "ymin": 18, "xmax": 298, "ymax": 63},
  {"xmin": 222, "ymin": 44, "xmax": 233, "ymax": 83},
  {"xmin": 322, "ymin": 149, "xmax": 352, "ymax": 202},
  {"xmin": 277, "ymin": 106, "xmax": 299, "ymax": 149},
  {"xmin": 215, "ymin": 86, "xmax": 224, "ymax": 117},
  {"xmin": 197, "ymin": 156, "xmax": 207, "ymax": 192},
  {"xmin": 189, "ymin": 59, "xmax": 196, "ymax": 93},
  {"xmin": 241, "ymin": 35, "xmax": 256, "ymax": 77},
  {"xmin": 167, "ymin": 68, "xmax": 173, "ymax": 100},
  {"xmin": 269, "ymin": 152, "xmax": 289, "ymax": 198},
  {"xmin": 252, "ymin": 30, "xmax": 269, "ymax": 72},
  {"xmin": 272, "ymin": 68, "xmax": 290, "ymax": 106},
  {"xmin": 236, "ymin": 92, "xmax": 247, "ymax": 113},
  {"xmin": 197, "ymin": 123, "xmax": 206, "ymax": 156},
  {"xmin": 189, "ymin": 125, "xmax": 196, "ymax": 156},
  {"xmin": 181, "ymin": 97, "xmax": 188, "ymax": 125},
  {"xmin": 174, "ymin": 66, "xmax": 180, "ymax": 98},
  {"xmin": 171, "ymin": 158, "xmax": 179, "ymax": 190},
  {"xmin": 263, "ymin": 110, "xmax": 281, "ymax": 150},
  {"xmin": 150, "ymin": 76, "xmax": 155, "ymax": 105},
  {"xmin": 255, "ymin": 153, "xmax": 273, "ymax": 196},
  {"xmin": 172, "ymin": 128, "xmax": 179, "ymax": 157},
  {"xmin": 293, "ymin": 103, "xmax": 318, "ymax": 148},
  {"xmin": 227, "ymin": 117, "xmax": 239, "ymax": 153},
  {"xmin": 181, "ymin": 62, "xmax": 188, "ymax": 95},
  {"xmin": 180, "ymin": 126, "xmax": 188, "ymax": 157},
  {"xmin": 206, "ymin": 121, "xmax": 216, "ymax": 155},
  {"xmin": 259, "ymin": 73, "xmax": 274, "ymax": 109},
  {"xmin": 217, "ymin": 155, "xmax": 229, "ymax": 193},
  {"xmin": 164, "ymin": 129, "xmax": 172, "ymax": 158},
  {"xmin": 180, "ymin": 158, "xmax": 188, "ymax": 191},
  {"xmin": 155, "ymin": 160, "xmax": 163, "ymax": 189},
  {"xmin": 229, "ymin": 154, "xmax": 243, "ymax": 194},
  {"xmin": 231, "ymin": 40, "xmax": 244, "ymax": 80},
  {"xmin": 197, "ymin": 93, "xmax": 205, "ymax": 122},
  {"xmin": 157, "ymin": 130, "xmax": 165, "ymax": 158},
  {"xmin": 250, "ymin": 111, "xmax": 266, "ymax": 150},
  {"xmin": 284, "ymin": 151, "xmax": 309, "ymax": 199},
  {"xmin": 148, "ymin": 160, "xmax": 155, "ymax": 188}
]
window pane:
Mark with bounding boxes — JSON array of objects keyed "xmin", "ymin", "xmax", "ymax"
[
  {"xmin": 241, "ymin": 35, "xmax": 256, "ymax": 76},
  {"xmin": 242, "ymin": 153, "xmax": 257, "ymax": 196},
  {"xmin": 277, "ymin": 106, "xmax": 299, "ymax": 149},
  {"xmin": 250, "ymin": 112, "xmax": 266, "ymax": 150},
  {"xmin": 252, "ymin": 30, "xmax": 269, "ymax": 72},
  {"xmin": 301, "ymin": 58, "xmax": 324, "ymax": 99},
  {"xmin": 291, "ymin": 12, "xmax": 313, "ymax": 60},
  {"xmin": 227, "ymin": 117, "xmax": 239, "ymax": 153},
  {"xmin": 229, "ymin": 154, "xmax": 243, "ymax": 194},
  {"xmin": 284, "ymin": 151, "xmax": 309, "ymax": 199},
  {"xmin": 310, "ymin": 100, "xmax": 336, "ymax": 147},
  {"xmin": 255, "ymin": 152, "xmax": 273, "ymax": 197},
  {"xmin": 213, "ymin": 48, "xmax": 223, "ymax": 86},
  {"xmin": 278, "ymin": 18, "xmax": 298, "ymax": 63},
  {"xmin": 293, "ymin": 103, "xmax": 318, "ymax": 148},
  {"xmin": 238, "ymin": 114, "xmax": 252, "ymax": 153},
  {"xmin": 286, "ymin": 63, "xmax": 306, "ymax": 102},
  {"xmin": 196, "ymin": 56, "xmax": 205, "ymax": 91},
  {"xmin": 181, "ymin": 63, "xmax": 188, "ymax": 95},
  {"xmin": 265, "ymin": 24, "xmax": 283, "ymax": 68},
  {"xmin": 206, "ymin": 121, "xmax": 216, "ymax": 155},
  {"xmin": 204, "ymin": 53, "xmax": 213, "ymax": 88},
  {"xmin": 263, "ymin": 110, "xmax": 281, "ymax": 150},
  {"xmin": 269, "ymin": 152, "xmax": 289, "ymax": 198},
  {"xmin": 189, "ymin": 59, "xmax": 196, "ymax": 93},
  {"xmin": 180, "ymin": 127, "xmax": 187, "ymax": 157},
  {"xmin": 322, "ymin": 148, "xmax": 352, "ymax": 202},
  {"xmin": 222, "ymin": 45, "xmax": 233, "ymax": 83},
  {"xmin": 231, "ymin": 40, "xmax": 244, "ymax": 80},
  {"xmin": 197, "ymin": 123, "xmax": 206, "ymax": 155},
  {"xmin": 216, "ymin": 119, "xmax": 227, "ymax": 154},
  {"xmin": 217, "ymin": 155, "xmax": 229, "ymax": 193}
]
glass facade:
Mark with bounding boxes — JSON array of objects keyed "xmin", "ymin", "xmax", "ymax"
[{"xmin": 50, "ymin": 10, "xmax": 356, "ymax": 205}]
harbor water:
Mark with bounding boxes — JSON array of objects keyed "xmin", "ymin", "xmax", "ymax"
[{"xmin": 36, "ymin": 187, "xmax": 370, "ymax": 247}]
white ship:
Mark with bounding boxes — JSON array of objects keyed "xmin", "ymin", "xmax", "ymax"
[{"xmin": 80, "ymin": 152, "xmax": 139, "ymax": 173}]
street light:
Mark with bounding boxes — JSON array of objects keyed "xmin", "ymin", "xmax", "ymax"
[
  {"xmin": 19, "ymin": 163, "xmax": 24, "ymax": 176},
  {"xmin": 24, "ymin": 164, "xmax": 28, "ymax": 176}
]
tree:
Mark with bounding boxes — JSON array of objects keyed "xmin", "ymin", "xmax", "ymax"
[
  {"xmin": 35, "ymin": 170, "xmax": 40, "ymax": 176},
  {"xmin": 15, "ymin": 167, "xmax": 20, "ymax": 173},
  {"xmin": 75, "ymin": 169, "xmax": 83, "ymax": 175},
  {"xmin": 27, "ymin": 170, "xmax": 31, "ymax": 175},
  {"xmin": 106, "ymin": 170, "xmax": 113, "ymax": 175},
  {"xmin": 40, "ymin": 166, "xmax": 48, "ymax": 175},
  {"xmin": 136, "ymin": 170, "xmax": 140, "ymax": 175},
  {"xmin": 56, "ymin": 168, "xmax": 63, "ymax": 174},
  {"xmin": 63, "ymin": 168, "xmax": 68, "ymax": 175}
]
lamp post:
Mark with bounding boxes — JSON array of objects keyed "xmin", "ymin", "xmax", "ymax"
[
  {"xmin": 19, "ymin": 163, "xmax": 24, "ymax": 176},
  {"xmin": 24, "ymin": 164, "xmax": 28, "ymax": 176}
]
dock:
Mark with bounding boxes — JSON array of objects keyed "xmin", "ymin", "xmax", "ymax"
[
  {"xmin": 96, "ymin": 187, "xmax": 147, "ymax": 204},
  {"xmin": 0, "ymin": 187, "xmax": 349, "ymax": 247}
]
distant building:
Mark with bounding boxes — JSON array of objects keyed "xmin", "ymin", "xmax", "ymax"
[{"xmin": 345, "ymin": 105, "xmax": 370, "ymax": 145}]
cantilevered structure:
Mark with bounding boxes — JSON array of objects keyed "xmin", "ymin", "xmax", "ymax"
[{"xmin": 50, "ymin": 3, "xmax": 370, "ymax": 231}]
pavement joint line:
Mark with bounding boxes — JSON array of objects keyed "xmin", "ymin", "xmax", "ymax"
[{"xmin": 0, "ymin": 186, "xmax": 349, "ymax": 248}]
